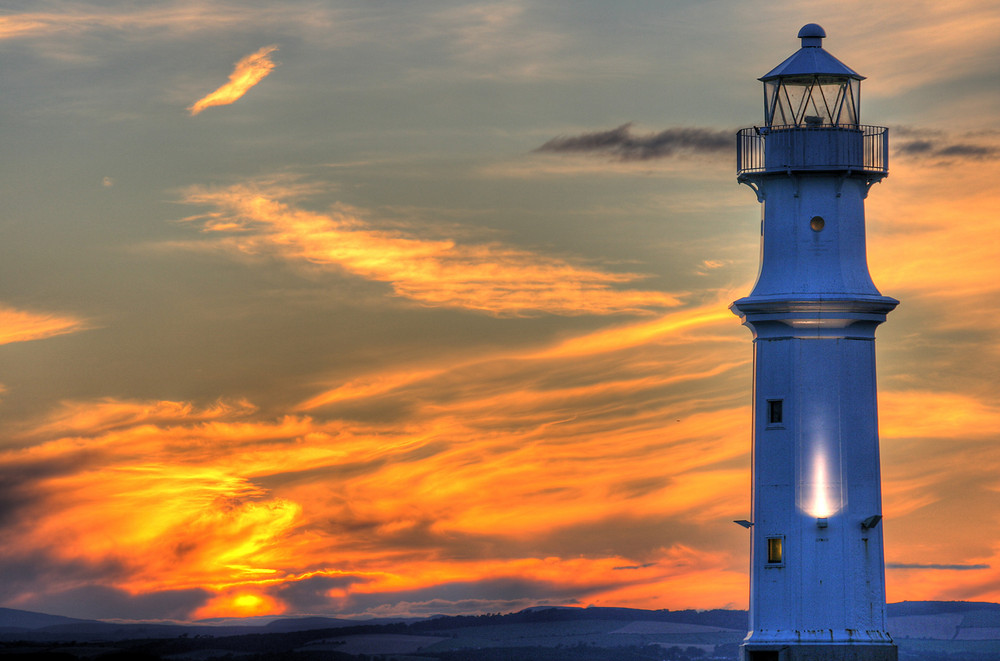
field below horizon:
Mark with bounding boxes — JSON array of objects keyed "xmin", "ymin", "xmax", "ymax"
[{"xmin": 2, "ymin": 601, "xmax": 1000, "ymax": 660}]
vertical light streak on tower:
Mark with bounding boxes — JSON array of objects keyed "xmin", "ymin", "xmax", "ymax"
[
  {"xmin": 797, "ymin": 397, "xmax": 844, "ymax": 519},
  {"xmin": 804, "ymin": 448, "xmax": 838, "ymax": 518}
]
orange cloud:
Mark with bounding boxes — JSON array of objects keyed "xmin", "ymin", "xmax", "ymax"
[
  {"xmin": 0, "ymin": 7, "xmax": 318, "ymax": 43},
  {"xmin": 0, "ymin": 390, "xmax": 748, "ymax": 615},
  {"xmin": 0, "ymin": 295, "xmax": 753, "ymax": 618},
  {"xmin": 180, "ymin": 182, "xmax": 682, "ymax": 316},
  {"xmin": 21, "ymin": 397, "xmax": 257, "ymax": 440},
  {"xmin": 0, "ymin": 305, "xmax": 88, "ymax": 346},
  {"xmin": 867, "ymin": 145, "xmax": 1000, "ymax": 307},
  {"xmin": 880, "ymin": 390, "xmax": 1000, "ymax": 441},
  {"xmin": 189, "ymin": 46, "xmax": 278, "ymax": 116},
  {"xmin": 9, "ymin": 279, "xmax": 999, "ymax": 618}
]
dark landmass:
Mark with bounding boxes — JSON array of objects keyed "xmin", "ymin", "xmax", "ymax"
[{"xmin": 1, "ymin": 602, "xmax": 999, "ymax": 660}]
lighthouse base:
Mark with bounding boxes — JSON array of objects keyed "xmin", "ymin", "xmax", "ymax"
[{"xmin": 741, "ymin": 643, "xmax": 898, "ymax": 661}]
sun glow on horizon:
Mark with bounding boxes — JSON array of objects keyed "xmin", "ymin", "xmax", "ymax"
[{"xmin": 194, "ymin": 591, "xmax": 285, "ymax": 619}]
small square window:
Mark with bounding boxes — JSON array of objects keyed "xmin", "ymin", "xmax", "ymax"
[
  {"xmin": 766, "ymin": 537, "xmax": 784, "ymax": 564},
  {"xmin": 767, "ymin": 399, "xmax": 783, "ymax": 425}
]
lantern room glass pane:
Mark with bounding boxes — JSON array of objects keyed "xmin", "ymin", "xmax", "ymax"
[
  {"xmin": 763, "ymin": 75, "xmax": 860, "ymax": 128},
  {"xmin": 818, "ymin": 81, "xmax": 845, "ymax": 124},
  {"xmin": 849, "ymin": 78, "xmax": 860, "ymax": 125},
  {"xmin": 800, "ymin": 82, "xmax": 827, "ymax": 126},
  {"xmin": 764, "ymin": 80, "xmax": 780, "ymax": 126},
  {"xmin": 779, "ymin": 79, "xmax": 810, "ymax": 126},
  {"xmin": 818, "ymin": 78, "xmax": 858, "ymax": 126}
]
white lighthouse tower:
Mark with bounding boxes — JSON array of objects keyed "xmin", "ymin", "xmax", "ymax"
[{"xmin": 731, "ymin": 25, "xmax": 898, "ymax": 661}]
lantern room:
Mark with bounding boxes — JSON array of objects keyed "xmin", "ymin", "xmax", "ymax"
[{"xmin": 760, "ymin": 24, "xmax": 863, "ymax": 128}]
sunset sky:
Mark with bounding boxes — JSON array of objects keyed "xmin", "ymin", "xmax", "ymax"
[{"xmin": 1, "ymin": 0, "xmax": 999, "ymax": 623}]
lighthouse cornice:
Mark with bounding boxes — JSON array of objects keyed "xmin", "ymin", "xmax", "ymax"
[
  {"xmin": 731, "ymin": 295, "xmax": 898, "ymax": 339},
  {"xmin": 732, "ymin": 294, "xmax": 898, "ymax": 312}
]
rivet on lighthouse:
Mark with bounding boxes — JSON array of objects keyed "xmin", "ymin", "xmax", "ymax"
[{"xmin": 731, "ymin": 24, "xmax": 898, "ymax": 661}]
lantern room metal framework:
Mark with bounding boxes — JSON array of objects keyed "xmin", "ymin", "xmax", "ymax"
[{"xmin": 731, "ymin": 24, "xmax": 898, "ymax": 661}]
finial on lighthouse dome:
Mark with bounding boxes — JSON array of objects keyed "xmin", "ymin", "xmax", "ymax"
[{"xmin": 798, "ymin": 23, "xmax": 826, "ymax": 47}]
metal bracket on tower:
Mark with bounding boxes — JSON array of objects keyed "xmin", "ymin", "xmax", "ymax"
[
  {"xmin": 862, "ymin": 175, "xmax": 884, "ymax": 199},
  {"xmin": 740, "ymin": 178, "xmax": 766, "ymax": 203}
]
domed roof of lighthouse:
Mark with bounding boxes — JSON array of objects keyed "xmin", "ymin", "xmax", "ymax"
[
  {"xmin": 758, "ymin": 24, "xmax": 865, "ymax": 127},
  {"xmin": 760, "ymin": 23, "xmax": 864, "ymax": 81}
]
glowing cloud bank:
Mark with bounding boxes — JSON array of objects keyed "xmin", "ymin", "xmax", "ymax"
[
  {"xmin": 189, "ymin": 45, "xmax": 278, "ymax": 115},
  {"xmin": 0, "ymin": 305, "xmax": 88, "ymax": 346},
  {"xmin": 0, "ymin": 301, "xmax": 750, "ymax": 619},
  {"xmin": 181, "ymin": 183, "xmax": 681, "ymax": 316}
]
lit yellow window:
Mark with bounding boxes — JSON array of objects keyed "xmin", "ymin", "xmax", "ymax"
[{"xmin": 767, "ymin": 537, "xmax": 784, "ymax": 564}]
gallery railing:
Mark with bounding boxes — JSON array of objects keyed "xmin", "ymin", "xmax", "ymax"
[{"xmin": 737, "ymin": 125, "xmax": 888, "ymax": 179}]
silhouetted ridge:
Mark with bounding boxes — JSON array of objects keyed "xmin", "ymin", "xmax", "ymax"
[
  {"xmin": 888, "ymin": 601, "xmax": 1000, "ymax": 616},
  {"xmin": 0, "ymin": 607, "xmax": 96, "ymax": 630}
]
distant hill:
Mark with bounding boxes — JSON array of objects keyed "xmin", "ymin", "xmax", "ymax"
[
  {"xmin": 0, "ymin": 602, "xmax": 998, "ymax": 660},
  {"xmin": 889, "ymin": 600, "xmax": 1000, "ymax": 616},
  {"xmin": 263, "ymin": 615, "xmax": 420, "ymax": 632},
  {"xmin": 0, "ymin": 607, "xmax": 95, "ymax": 631}
]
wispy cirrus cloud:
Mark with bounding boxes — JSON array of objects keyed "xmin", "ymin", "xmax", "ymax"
[
  {"xmin": 179, "ymin": 182, "xmax": 681, "ymax": 316},
  {"xmin": 535, "ymin": 123, "xmax": 733, "ymax": 162},
  {"xmin": 189, "ymin": 45, "xmax": 279, "ymax": 115},
  {"xmin": 0, "ymin": 5, "xmax": 332, "ymax": 43},
  {"xmin": 0, "ymin": 305, "xmax": 89, "ymax": 346}
]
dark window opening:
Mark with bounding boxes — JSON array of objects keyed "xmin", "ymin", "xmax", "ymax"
[
  {"xmin": 767, "ymin": 399, "xmax": 783, "ymax": 425},
  {"xmin": 767, "ymin": 537, "xmax": 783, "ymax": 564},
  {"xmin": 749, "ymin": 652, "xmax": 780, "ymax": 661}
]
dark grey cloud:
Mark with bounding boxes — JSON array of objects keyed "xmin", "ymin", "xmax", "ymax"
[
  {"xmin": 535, "ymin": 123, "xmax": 733, "ymax": 161},
  {"xmin": 896, "ymin": 138, "xmax": 999, "ymax": 160},
  {"xmin": 336, "ymin": 576, "xmax": 609, "ymax": 617},
  {"xmin": 608, "ymin": 476, "xmax": 673, "ymax": 500},
  {"xmin": 886, "ymin": 563, "xmax": 990, "ymax": 570},
  {"xmin": 936, "ymin": 144, "xmax": 998, "ymax": 158},
  {"xmin": 896, "ymin": 140, "xmax": 934, "ymax": 155},
  {"xmin": 0, "ymin": 547, "xmax": 209, "ymax": 621},
  {"xmin": 311, "ymin": 509, "xmax": 723, "ymax": 569},
  {"xmin": 0, "ymin": 453, "xmax": 103, "ymax": 527},
  {"xmin": 523, "ymin": 514, "xmax": 733, "ymax": 562},
  {"xmin": 12, "ymin": 584, "xmax": 211, "ymax": 621},
  {"xmin": 0, "ymin": 554, "xmax": 126, "ymax": 606},
  {"xmin": 276, "ymin": 574, "xmax": 369, "ymax": 613}
]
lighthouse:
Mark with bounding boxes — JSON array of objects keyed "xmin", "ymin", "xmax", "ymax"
[{"xmin": 731, "ymin": 25, "xmax": 898, "ymax": 661}]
